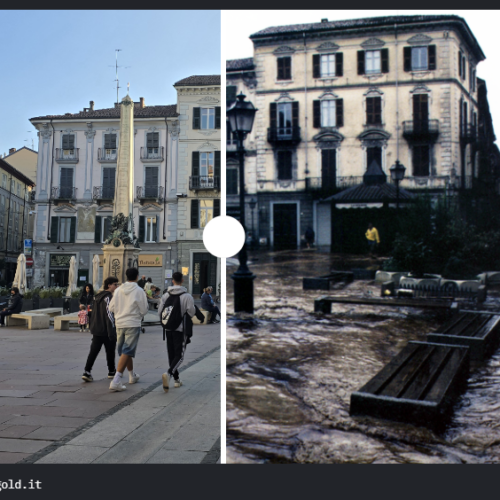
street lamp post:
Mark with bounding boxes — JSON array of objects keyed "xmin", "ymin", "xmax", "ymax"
[
  {"xmin": 249, "ymin": 197, "xmax": 257, "ymax": 249},
  {"xmin": 227, "ymin": 93, "xmax": 257, "ymax": 314},
  {"xmin": 390, "ymin": 160, "xmax": 406, "ymax": 211}
]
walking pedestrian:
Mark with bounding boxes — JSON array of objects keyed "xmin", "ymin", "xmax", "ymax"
[
  {"xmin": 108, "ymin": 268, "xmax": 149, "ymax": 392},
  {"xmin": 0, "ymin": 287, "xmax": 23, "ymax": 327},
  {"xmin": 81, "ymin": 276, "xmax": 119, "ymax": 382},
  {"xmin": 78, "ymin": 305, "xmax": 88, "ymax": 332},
  {"xmin": 137, "ymin": 275, "xmax": 147, "ymax": 289},
  {"xmin": 365, "ymin": 222, "xmax": 380, "ymax": 257},
  {"xmin": 158, "ymin": 271, "xmax": 204, "ymax": 392},
  {"xmin": 305, "ymin": 226, "xmax": 315, "ymax": 249},
  {"xmin": 201, "ymin": 286, "xmax": 221, "ymax": 324},
  {"xmin": 144, "ymin": 278, "xmax": 153, "ymax": 294},
  {"xmin": 80, "ymin": 284, "xmax": 94, "ymax": 324}
]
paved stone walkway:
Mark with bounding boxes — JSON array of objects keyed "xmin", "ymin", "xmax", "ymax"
[{"xmin": 0, "ymin": 320, "xmax": 220, "ymax": 464}]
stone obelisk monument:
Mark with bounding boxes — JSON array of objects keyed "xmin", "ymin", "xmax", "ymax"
[{"xmin": 101, "ymin": 94, "xmax": 141, "ymax": 284}]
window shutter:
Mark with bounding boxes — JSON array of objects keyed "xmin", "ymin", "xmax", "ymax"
[
  {"xmin": 292, "ymin": 101, "xmax": 299, "ymax": 127},
  {"xmin": 335, "ymin": 52, "xmax": 343, "ymax": 77},
  {"xmin": 357, "ymin": 51, "xmax": 365, "ymax": 75},
  {"xmin": 313, "ymin": 100, "xmax": 321, "ymax": 128},
  {"xmin": 277, "ymin": 58, "xmax": 283, "ymax": 80},
  {"xmin": 153, "ymin": 217, "xmax": 158, "ymax": 242},
  {"xmin": 458, "ymin": 51, "xmax": 462, "ymax": 78},
  {"xmin": 215, "ymin": 107, "xmax": 221, "ymax": 129},
  {"xmin": 214, "ymin": 151, "xmax": 221, "ymax": 178},
  {"xmin": 336, "ymin": 99, "xmax": 344, "ymax": 127},
  {"xmin": 50, "ymin": 217, "xmax": 59, "ymax": 243},
  {"xmin": 381, "ymin": 48, "xmax": 389, "ymax": 73},
  {"xmin": 104, "ymin": 134, "xmax": 116, "ymax": 149},
  {"xmin": 428, "ymin": 45, "xmax": 436, "ymax": 70},
  {"xmin": 95, "ymin": 216, "xmax": 102, "ymax": 243},
  {"xmin": 191, "ymin": 200, "xmax": 199, "ymax": 229},
  {"xmin": 62, "ymin": 134, "xmax": 70, "ymax": 149},
  {"xmin": 374, "ymin": 97, "xmax": 381, "ymax": 124},
  {"xmin": 270, "ymin": 102, "xmax": 277, "ymax": 129},
  {"xmin": 139, "ymin": 216, "xmax": 145, "ymax": 243},
  {"xmin": 404, "ymin": 47, "xmax": 411, "ymax": 72},
  {"xmin": 147, "ymin": 132, "xmax": 159, "ymax": 148},
  {"xmin": 284, "ymin": 57, "xmax": 291, "ymax": 79},
  {"xmin": 214, "ymin": 199, "xmax": 220, "ymax": 218},
  {"xmin": 313, "ymin": 54, "xmax": 320, "ymax": 78},
  {"xmin": 68, "ymin": 135, "xmax": 75, "ymax": 149},
  {"xmin": 193, "ymin": 107, "xmax": 200, "ymax": 129},
  {"xmin": 366, "ymin": 98, "xmax": 373, "ymax": 124},
  {"xmin": 226, "ymin": 86, "xmax": 237, "ymax": 104},
  {"xmin": 69, "ymin": 217, "xmax": 76, "ymax": 243},
  {"xmin": 192, "ymin": 152, "xmax": 200, "ymax": 177}
]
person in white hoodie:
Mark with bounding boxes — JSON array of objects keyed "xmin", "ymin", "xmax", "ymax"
[{"xmin": 108, "ymin": 267, "xmax": 149, "ymax": 392}]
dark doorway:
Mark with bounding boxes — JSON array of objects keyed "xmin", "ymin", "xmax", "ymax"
[
  {"xmin": 367, "ymin": 147, "xmax": 382, "ymax": 170},
  {"xmin": 273, "ymin": 203, "xmax": 298, "ymax": 250},
  {"xmin": 192, "ymin": 253, "xmax": 218, "ymax": 295},
  {"xmin": 322, "ymin": 149, "xmax": 337, "ymax": 191},
  {"xmin": 50, "ymin": 270, "xmax": 69, "ymax": 287}
]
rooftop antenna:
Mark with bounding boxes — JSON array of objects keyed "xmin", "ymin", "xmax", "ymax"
[{"xmin": 109, "ymin": 49, "xmax": 131, "ymax": 104}]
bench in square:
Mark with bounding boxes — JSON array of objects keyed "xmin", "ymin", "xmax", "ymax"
[
  {"xmin": 53, "ymin": 313, "xmax": 81, "ymax": 331},
  {"xmin": 6, "ymin": 313, "xmax": 50, "ymax": 330}
]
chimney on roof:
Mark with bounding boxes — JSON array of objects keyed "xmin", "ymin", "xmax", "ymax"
[
  {"xmin": 90, "ymin": 101, "xmax": 94, "ymax": 111},
  {"xmin": 321, "ymin": 18, "xmax": 328, "ymax": 23},
  {"xmin": 140, "ymin": 97, "xmax": 145, "ymax": 109},
  {"xmin": 9, "ymin": 148, "xmax": 16, "ymax": 155}
]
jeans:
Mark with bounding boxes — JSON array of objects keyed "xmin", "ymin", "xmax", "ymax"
[
  {"xmin": 0, "ymin": 310, "xmax": 13, "ymax": 325},
  {"xmin": 116, "ymin": 327, "xmax": 141, "ymax": 357},
  {"xmin": 205, "ymin": 305, "xmax": 221, "ymax": 321}
]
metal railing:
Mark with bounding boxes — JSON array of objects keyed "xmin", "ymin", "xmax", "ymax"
[
  {"xmin": 306, "ymin": 176, "xmax": 364, "ymax": 191},
  {"xmin": 136, "ymin": 185, "xmax": 164, "ymax": 202},
  {"xmin": 460, "ymin": 124, "xmax": 477, "ymax": 143},
  {"xmin": 402, "ymin": 120, "xmax": 439, "ymax": 136},
  {"xmin": 189, "ymin": 176, "xmax": 220, "ymax": 190},
  {"xmin": 93, "ymin": 186, "xmax": 115, "ymax": 200},
  {"xmin": 140, "ymin": 147, "xmax": 164, "ymax": 161},
  {"xmin": 97, "ymin": 148, "xmax": 118, "ymax": 162},
  {"xmin": 267, "ymin": 126, "xmax": 301, "ymax": 144},
  {"xmin": 55, "ymin": 148, "xmax": 79, "ymax": 162},
  {"xmin": 51, "ymin": 186, "xmax": 77, "ymax": 200}
]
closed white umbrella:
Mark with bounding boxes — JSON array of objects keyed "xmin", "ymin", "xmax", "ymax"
[
  {"xmin": 12, "ymin": 254, "xmax": 27, "ymax": 294},
  {"xmin": 92, "ymin": 255, "xmax": 100, "ymax": 291},
  {"xmin": 66, "ymin": 256, "xmax": 78, "ymax": 297}
]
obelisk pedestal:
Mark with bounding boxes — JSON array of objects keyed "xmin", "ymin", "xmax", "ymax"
[{"xmin": 102, "ymin": 94, "xmax": 141, "ymax": 285}]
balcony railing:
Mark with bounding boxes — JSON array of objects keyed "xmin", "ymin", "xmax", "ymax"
[
  {"xmin": 55, "ymin": 148, "xmax": 79, "ymax": 163},
  {"xmin": 267, "ymin": 126, "xmax": 301, "ymax": 145},
  {"xmin": 97, "ymin": 148, "xmax": 118, "ymax": 162},
  {"xmin": 93, "ymin": 186, "xmax": 115, "ymax": 200},
  {"xmin": 140, "ymin": 147, "xmax": 164, "ymax": 162},
  {"xmin": 306, "ymin": 176, "xmax": 365, "ymax": 191},
  {"xmin": 136, "ymin": 185, "xmax": 164, "ymax": 202},
  {"xmin": 189, "ymin": 176, "xmax": 220, "ymax": 190},
  {"xmin": 51, "ymin": 186, "xmax": 77, "ymax": 200},
  {"xmin": 402, "ymin": 120, "xmax": 439, "ymax": 141},
  {"xmin": 460, "ymin": 124, "xmax": 477, "ymax": 143}
]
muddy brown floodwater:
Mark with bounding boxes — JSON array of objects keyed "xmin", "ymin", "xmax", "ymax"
[{"xmin": 226, "ymin": 250, "xmax": 500, "ymax": 463}]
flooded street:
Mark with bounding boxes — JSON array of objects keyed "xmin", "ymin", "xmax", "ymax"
[{"xmin": 226, "ymin": 251, "xmax": 500, "ymax": 463}]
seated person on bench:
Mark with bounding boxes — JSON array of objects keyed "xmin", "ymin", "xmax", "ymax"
[{"xmin": 0, "ymin": 287, "xmax": 23, "ymax": 327}]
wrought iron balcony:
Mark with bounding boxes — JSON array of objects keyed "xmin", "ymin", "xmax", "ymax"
[
  {"xmin": 402, "ymin": 120, "xmax": 439, "ymax": 142},
  {"xmin": 306, "ymin": 176, "xmax": 365, "ymax": 192},
  {"xmin": 93, "ymin": 186, "xmax": 115, "ymax": 201},
  {"xmin": 51, "ymin": 186, "xmax": 77, "ymax": 201},
  {"xmin": 189, "ymin": 176, "xmax": 220, "ymax": 190},
  {"xmin": 140, "ymin": 147, "xmax": 164, "ymax": 162},
  {"xmin": 267, "ymin": 126, "xmax": 301, "ymax": 145},
  {"xmin": 136, "ymin": 185, "xmax": 164, "ymax": 203},
  {"xmin": 460, "ymin": 124, "xmax": 477, "ymax": 144},
  {"xmin": 55, "ymin": 148, "xmax": 79, "ymax": 163},
  {"xmin": 97, "ymin": 148, "xmax": 118, "ymax": 162}
]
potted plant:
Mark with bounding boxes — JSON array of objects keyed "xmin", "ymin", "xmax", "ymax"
[
  {"xmin": 31, "ymin": 287, "xmax": 41, "ymax": 310},
  {"xmin": 70, "ymin": 288, "xmax": 81, "ymax": 313},
  {"xmin": 21, "ymin": 289, "xmax": 34, "ymax": 312},
  {"xmin": 38, "ymin": 289, "xmax": 51, "ymax": 309},
  {"xmin": 51, "ymin": 287, "xmax": 65, "ymax": 308}
]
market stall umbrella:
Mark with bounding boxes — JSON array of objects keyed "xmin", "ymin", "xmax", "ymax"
[
  {"xmin": 66, "ymin": 256, "xmax": 78, "ymax": 297},
  {"xmin": 12, "ymin": 254, "xmax": 27, "ymax": 294},
  {"xmin": 92, "ymin": 255, "xmax": 100, "ymax": 291}
]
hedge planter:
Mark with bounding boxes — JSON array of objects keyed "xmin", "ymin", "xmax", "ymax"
[
  {"xmin": 21, "ymin": 299, "xmax": 33, "ymax": 312},
  {"xmin": 32, "ymin": 295, "xmax": 40, "ymax": 310},
  {"xmin": 52, "ymin": 298, "xmax": 64, "ymax": 308},
  {"xmin": 39, "ymin": 298, "xmax": 51, "ymax": 309},
  {"xmin": 70, "ymin": 298, "xmax": 80, "ymax": 313}
]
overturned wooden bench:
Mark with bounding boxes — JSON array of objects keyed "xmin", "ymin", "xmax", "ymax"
[
  {"xmin": 53, "ymin": 313, "xmax": 80, "ymax": 331},
  {"xmin": 350, "ymin": 341, "xmax": 469, "ymax": 429},
  {"xmin": 427, "ymin": 312, "xmax": 500, "ymax": 362},
  {"xmin": 6, "ymin": 312, "xmax": 50, "ymax": 330}
]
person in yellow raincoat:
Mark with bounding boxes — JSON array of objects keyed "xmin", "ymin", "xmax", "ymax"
[{"xmin": 365, "ymin": 223, "xmax": 380, "ymax": 256}]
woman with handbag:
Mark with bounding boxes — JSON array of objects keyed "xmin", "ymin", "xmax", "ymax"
[{"xmin": 80, "ymin": 284, "xmax": 95, "ymax": 323}]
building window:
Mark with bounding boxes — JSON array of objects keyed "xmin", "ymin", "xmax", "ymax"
[
  {"xmin": 104, "ymin": 134, "xmax": 117, "ymax": 159},
  {"xmin": 1, "ymin": 174, "xmax": 6, "ymax": 189},
  {"xmin": 17, "ymin": 183, "xmax": 21, "ymax": 197},
  {"xmin": 277, "ymin": 56, "xmax": 291, "ymax": 80},
  {"xmin": 226, "ymin": 120, "xmax": 237, "ymax": 146},
  {"xmin": 227, "ymin": 85, "xmax": 237, "ymax": 106},
  {"xmin": 62, "ymin": 134, "xmax": 75, "ymax": 152},
  {"xmin": 365, "ymin": 50, "xmax": 381, "ymax": 74},
  {"xmin": 412, "ymin": 47, "xmax": 428, "ymax": 71},
  {"xmin": 321, "ymin": 100, "xmax": 336, "ymax": 127},
  {"xmin": 404, "ymin": 46, "xmax": 436, "ymax": 72},
  {"xmin": 102, "ymin": 167, "xmax": 116, "ymax": 198},
  {"xmin": 321, "ymin": 54, "xmax": 336, "ymax": 77},
  {"xmin": 358, "ymin": 49, "xmax": 389, "ymax": 75},
  {"xmin": 193, "ymin": 107, "xmax": 221, "ymax": 130},
  {"xmin": 278, "ymin": 102, "xmax": 292, "ymax": 135},
  {"xmin": 144, "ymin": 166, "xmax": 159, "ymax": 198},
  {"xmin": 145, "ymin": 216, "xmax": 157, "ymax": 243},
  {"xmin": 201, "ymin": 108, "xmax": 215, "ymax": 129},
  {"xmin": 59, "ymin": 217, "xmax": 72, "ymax": 243},
  {"xmin": 413, "ymin": 145, "xmax": 430, "ymax": 176},
  {"xmin": 313, "ymin": 53, "xmax": 343, "ymax": 78},
  {"xmin": 146, "ymin": 132, "xmax": 159, "ymax": 157},
  {"xmin": 458, "ymin": 51, "xmax": 467, "ymax": 80},
  {"xmin": 95, "ymin": 216, "xmax": 112, "ymax": 243},
  {"xmin": 200, "ymin": 200, "xmax": 214, "ymax": 228},
  {"xmin": 191, "ymin": 199, "xmax": 220, "ymax": 229},
  {"xmin": 200, "ymin": 152, "xmax": 215, "ymax": 188},
  {"xmin": 227, "ymin": 168, "xmax": 238, "ymax": 195},
  {"xmin": 60, "ymin": 167, "xmax": 74, "ymax": 198},
  {"xmin": 366, "ymin": 97, "xmax": 382, "ymax": 125},
  {"xmin": 277, "ymin": 150, "xmax": 293, "ymax": 180},
  {"xmin": 367, "ymin": 147, "xmax": 382, "ymax": 170}
]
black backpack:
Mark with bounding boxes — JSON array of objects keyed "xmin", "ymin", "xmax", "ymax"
[{"xmin": 161, "ymin": 292, "xmax": 185, "ymax": 331}]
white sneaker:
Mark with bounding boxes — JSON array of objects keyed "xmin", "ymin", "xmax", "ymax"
[
  {"xmin": 174, "ymin": 378, "xmax": 182, "ymax": 388},
  {"xmin": 109, "ymin": 380, "xmax": 126, "ymax": 392},
  {"xmin": 129, "ymin": 372, "xmax": 140, "ymax": 384},
  {"xmin": 162, "ymin": 372, "xmax": 170, "ymax": 393}
]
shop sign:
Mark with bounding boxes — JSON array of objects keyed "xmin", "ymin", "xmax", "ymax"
[
  {"xmin": 138, "ymin": 255, "xmax": 163, "ymax": 267},
  {"xmin": 50, "ymin": 254, "xmax": 76, "ymax": 268}
]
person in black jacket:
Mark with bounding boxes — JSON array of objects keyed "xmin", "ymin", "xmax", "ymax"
[
  {"xmin": 81, "ymin": 277, "xmax": 119, "ymax": 382},
  {"xmin": 0, "ymin": 287, "xmax": 23, "ymax": 327},
  {"xmin": 80, "ymin": 284, "xmax": 94, "ymax": 323}
]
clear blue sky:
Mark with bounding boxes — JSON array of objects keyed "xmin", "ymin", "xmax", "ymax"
[{"xmin": 0, "ymin": 10, "xmax": 221, "ymax": 156}]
